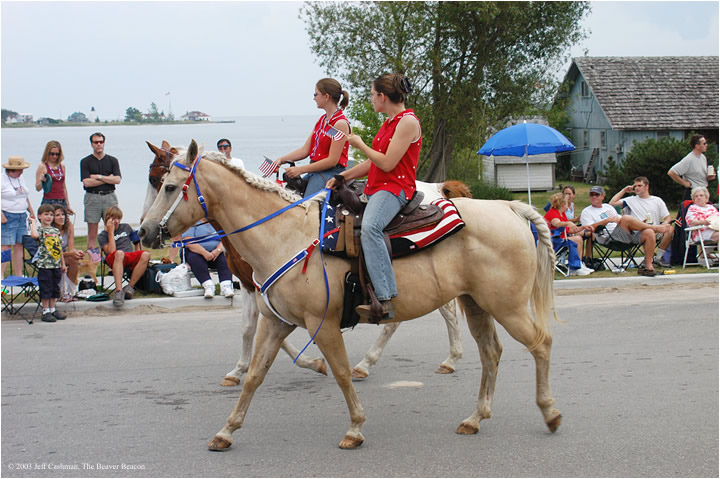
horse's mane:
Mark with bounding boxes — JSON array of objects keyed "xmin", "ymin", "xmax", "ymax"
[{"xmin": 176, "ymin": 147, "xmax": 326, "ymax": 209}]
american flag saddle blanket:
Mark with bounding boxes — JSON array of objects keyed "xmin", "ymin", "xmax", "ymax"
[{"xmin": 321, "ymin": 198, "xmax": 465, "ymax": 258}]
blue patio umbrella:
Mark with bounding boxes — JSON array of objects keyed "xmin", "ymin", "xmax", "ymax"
[{"xmin": 478, "ymin": 122, "xmax": 575, "ymax": 206}]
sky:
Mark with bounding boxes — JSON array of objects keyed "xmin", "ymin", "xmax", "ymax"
[{"xmin": 1, "ymin": 1, "xmax": 718, "ymax": 121}]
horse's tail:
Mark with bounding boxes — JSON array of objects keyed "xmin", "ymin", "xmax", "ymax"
[
  {"xmin": 440, "ymin": 180, "xmax": 472, "ymax": 199},
  {"xmin": 508, "ymin": 201, "xmax": 558, "ymax": 351}
]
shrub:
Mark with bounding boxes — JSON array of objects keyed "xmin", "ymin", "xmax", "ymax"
[
  {"xmin": 602, "ymin": 136, "xmax": 718, "ymax": 207},
  {"xmin": 467, "ymin": 179, "xmax": 514, "ymax": 200}
]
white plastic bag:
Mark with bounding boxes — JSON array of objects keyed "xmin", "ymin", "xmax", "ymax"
[
  {"xmin": 59, "ymin": 273, "xmax": 77, "ymax": 302},
  {"xmin": 157, "ymin": 263, "xmax": 192, "ymax": 295}
]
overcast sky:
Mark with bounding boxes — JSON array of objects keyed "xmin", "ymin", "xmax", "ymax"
[{"xmin": 2, "ymin": 1, "xmax": 718, "ymax": 121}]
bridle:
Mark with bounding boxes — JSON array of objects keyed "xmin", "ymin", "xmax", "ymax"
[
  {"xmin": 148, "ymin": 149, "xmax": 173, "ymax": 190},
  {"xmin": 157, "ymin": 154, "xmax": 209, "ymax": 246}
]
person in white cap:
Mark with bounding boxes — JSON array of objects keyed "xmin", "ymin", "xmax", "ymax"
[{"xmin": 2, "ymin": 156, "xmax": 35, "ymax": 278}]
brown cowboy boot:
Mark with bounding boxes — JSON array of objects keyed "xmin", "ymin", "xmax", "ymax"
[{"xmin": 355, "ymin": 300, "xmax": 395, "ymax": 322}]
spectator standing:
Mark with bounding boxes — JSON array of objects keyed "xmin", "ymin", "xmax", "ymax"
[
  {"xmin": 216, "ymin": 139, "xmax": 245, "ymax": 169},
  {"xmin": 2, "ymin": 156, "xmax": 35, "ymax": 278},
  {"xmin": 609, "ymin": 176, "xmax": 674, "ymax": 267},
  {"xmin": 52, "ymin": 205, "xmax": 85, "ymax": 284},
  {"xmin": 181, "ymin": 221, "xmax": 235, "ymax": 298},
  {"xmin": 35, "ymin": 140, "xmax": 73, "ymax": 214},
  {"xmin": 668, "ymin": 134, "xmax": 716, "ymax": 201},
  {"xmin": 98, "ymin": 206, "xmax": 150, "ymax": 307},
  {"xmin": 273, "ymin": 78, "xmax": 351, "ymax": 197},
  {"xmin": 80, "ymin": 132, "xmax": 121, "ymax": 262},
  {"xmin": 29, "ymin": 204, "xmax": 67, "ymax": 323}
]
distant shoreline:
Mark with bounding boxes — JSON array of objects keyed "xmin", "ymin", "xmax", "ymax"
[{"xmin": 1, "ymin": 120, "xmax": 235, "ymax": 129}]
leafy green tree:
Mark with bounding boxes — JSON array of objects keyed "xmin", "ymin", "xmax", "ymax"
[
  {"xmin": 301, "ymin": 1, "xmax": 590, "ymax": 181},
  {"xmin": 603, "ymin": 136, "xmax": 718, "ymax": 207},
  {"xmin": 125, "ymin": 107, "xmax": 142, "ymax": 122},
  {"xmin": 2, "ymin": 108, "xmax": 18, "ymax": 121},
  {"xmin": 148, "ymin": 102, "xmax": 162, "ymax": 122}
]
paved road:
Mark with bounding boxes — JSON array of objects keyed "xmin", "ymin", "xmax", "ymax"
[{"xmin": 2, "ymin": 284, "xmax": 717, "ymax": 477}]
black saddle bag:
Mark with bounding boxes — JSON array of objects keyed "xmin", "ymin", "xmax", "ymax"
[{"xmin": 341, "ymin": 271, "xmax": 364, "ymax": 329}]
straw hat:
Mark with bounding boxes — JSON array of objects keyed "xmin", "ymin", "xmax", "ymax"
[{"xmin": 2, "ymin": 156, "xmax": 30, "ymax": 170}]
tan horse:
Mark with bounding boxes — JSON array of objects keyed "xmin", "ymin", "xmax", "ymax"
[
  {"xmin": 143, "ymin": 141, "xmax": 467, "ymax": 382},
  {"xmin": 139, "ymin": 140, "xmax": 562, "ymax": 450}
]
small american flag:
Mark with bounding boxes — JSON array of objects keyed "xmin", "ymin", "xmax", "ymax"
[
  {"xmin": 324, "ymin": 126, "xmax": 346, "ymax": 141},
  {"xmin": 259, "ymin": 157, "xmax": 279, "ymax": 177}
]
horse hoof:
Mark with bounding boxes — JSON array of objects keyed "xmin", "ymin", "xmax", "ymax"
[
  {"xmin": 314, "ymin": 359, "xmax": 328, "ymax": 376},
  {"xmin": 351, "ymin": 368, "xmax": 368, "ymax": 380},
  {"xmin": 208, "ymin": 436, "xmax": 233, "ymax": 451},
  {"xmin": 339, "ymin": 434, "xmax": 364, "ymax": 449},
  {"xmin": 455, "ymin": 422, "xmax": 479, "ymax": 435},
  {"xmin": 220, "ymin": 376, "xmax": 241, "ymax": 387},
  {"xmin": 435, "ymin": 364, "xmax": 455, "ymax": 374},
  {"xmin": 546, "ymin": 412, "xmax": 562, "ymax": 433}
]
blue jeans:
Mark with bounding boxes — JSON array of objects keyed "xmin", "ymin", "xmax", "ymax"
[
  {"xmin": 1, "ymin": 211, "xmax": 27, "ymax": 245},
  {"xmin": 184, "ymin": 249, "xmax": 232, "ymax": 284},
  {"xmin": 361, "ymin": 190, "xmax": 408, "ymax": 301},
  {"xmin": 552, "ymin": 236, "xmax": 582, "ymax": 270},
  {"xmin": 303, "ymin": 165, "xmax": 345, "ymax": 197}
]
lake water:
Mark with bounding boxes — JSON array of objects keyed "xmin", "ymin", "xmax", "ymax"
[{"xmin": 1, "ymin": 115, "xmax": 316, "ymax": 233}]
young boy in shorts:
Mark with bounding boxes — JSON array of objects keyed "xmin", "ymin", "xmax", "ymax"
[
  {"xmin": 30, "ymin": 204, "xmax": 67, "ymax": 322},
  {"xmin": 97, "ymin": 206, "xmax": 150, "ymax": 307}
]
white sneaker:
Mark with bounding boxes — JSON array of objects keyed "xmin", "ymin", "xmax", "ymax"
[
  {"xmin": 569, "ymin": 267, "xmax": 592, "ymax": 276},
  {"xmin": 202, "ymin": 280, "xmax": 215, "ymax": 298},
  {"xmin": 579, "ymin": 265, "xmax": 595, "ymax": 274},
  {"xmin": 220, "ymin": 281, "xmax": 234, "ymax": 298}
]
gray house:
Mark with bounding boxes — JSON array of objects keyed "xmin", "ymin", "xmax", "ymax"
[{"xmin": 559, "ymin": 56, "xmax": 719, "ymax": 182}]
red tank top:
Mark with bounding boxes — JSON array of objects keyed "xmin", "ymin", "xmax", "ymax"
[
  {"xmin": 309, "ymin": 110, "xmax": 350, "ymax": 167},
  {"xmin": 364, "ymin": 109, "xmax": 421, "ymax": 200},
  {"xmin": 45, "ymin": 164, "xmax": 66, "ymax": 200}
]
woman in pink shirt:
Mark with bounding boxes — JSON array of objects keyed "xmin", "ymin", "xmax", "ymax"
[{"xmin": 35, "ymin": 140, "xmax": 73, "ymax": 214}]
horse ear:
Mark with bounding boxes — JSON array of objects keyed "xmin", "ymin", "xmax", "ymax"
[
  {"xmin": 186, "ymin": 140, "xmax": 199, "ymax": 165},
  {"xmin": 146, "ymin": 141, "xmax": 162, "ymax": 155},
  {"xmin": 161, "ymin": 140, "xmax": 171, "ymax": 150}
]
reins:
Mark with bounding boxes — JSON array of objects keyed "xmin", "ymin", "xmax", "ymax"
[{"xmin": 160, "ymin": 154, "xmax": 333, "ymax": 362}]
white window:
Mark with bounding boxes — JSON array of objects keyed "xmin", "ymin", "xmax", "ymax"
[
  {"xmin": 600, "ymin": 130, "xmax": 606, "ymax": 150},
  {"xmin": 583, "ymin": 130, "xmax": 589, "ymax": 148}
]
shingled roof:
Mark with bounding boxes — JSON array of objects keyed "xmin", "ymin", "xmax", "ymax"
[{"xmin": 568, "ymin": 56, "xmax": 719, "ymax": 131}]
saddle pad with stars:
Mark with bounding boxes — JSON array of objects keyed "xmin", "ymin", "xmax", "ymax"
[{"xmin": 321, "ymin": 198, "xmax": 464, "ymax": 258}]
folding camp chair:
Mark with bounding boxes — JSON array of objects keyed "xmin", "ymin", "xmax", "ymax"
[
  {"xmin": 671, "ymin": 200, "xmax": 697, "ymax": 266},
  {"xmin": 22, "ymin": 234, "xmax": 39, "ymax": 277},
  {"xmin": 1, "ymin": 249, "xmax": 39, "ymax": 324},
  {"xmin": 683, "ymin": 225, "xmax": 719, "ymax": 269},
  {"xmin": 592, "ymin": 225, "xmax": 643, "ymax": 270},
  {"xmin": 550, "ymin": 229, "xmax": 570, "ymax": 277}
]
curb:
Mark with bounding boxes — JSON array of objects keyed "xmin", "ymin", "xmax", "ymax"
[{"xmin": 4, "ymin": 273, "xmax": 717, "ymax": 320}]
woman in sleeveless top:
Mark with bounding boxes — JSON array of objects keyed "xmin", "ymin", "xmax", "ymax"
[
  {"xmin": 327, "ymin": 73, "xmax": 420, "ymax": 320},
  {"xmin": 36, "ymin": 140, "xmax": 74, "ymax": 214},
  {"xmin": 273, "ymin": 78, "xmax": 351, "ymax": 197}
]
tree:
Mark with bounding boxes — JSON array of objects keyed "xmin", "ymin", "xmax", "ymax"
[
  {"xmin": 148, "ymin": 102, "xmax": 162, "ymax": 122},
  {"xmin": 2, "ymin": 108, "xmax": 18, "ymax": 122},
  {"xmin": 124, "ymin": 107, "xmax": 142, "ymax": 122},
  {"xmin": 301, "ymin": 1, "xmax": 590, "ymax": 181}
]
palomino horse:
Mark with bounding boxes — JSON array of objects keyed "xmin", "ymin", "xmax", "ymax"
[
  {"xmin": 140, "ymin": 141, "xmax": 562, "ymax": 450},
  {"xmin": 143, "ymin": 141, "xmax": 467, "ymax": 383}
]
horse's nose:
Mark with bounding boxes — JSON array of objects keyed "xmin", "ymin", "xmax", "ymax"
[{"xmin": 138, "ymin": 226, "xmax": 148, "ymax": 240}]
